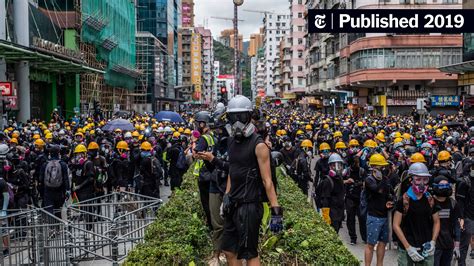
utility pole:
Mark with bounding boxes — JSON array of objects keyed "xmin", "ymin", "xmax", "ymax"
[{"xmin": 234, "ymin": 4, "xmax": 239, "ymax": 95}]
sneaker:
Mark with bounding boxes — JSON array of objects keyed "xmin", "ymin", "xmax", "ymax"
[{"xmin": 350, "ymin": 240, "xmax": 356, "ymax": 245}]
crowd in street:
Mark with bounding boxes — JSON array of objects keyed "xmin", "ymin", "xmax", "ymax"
[{"xmin": 0, "ymin": 95, "xmax": 472, "ymax": 266}]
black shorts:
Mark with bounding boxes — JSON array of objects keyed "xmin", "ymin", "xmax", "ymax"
[{"xmin": 220, "ymin": 202, "xmax": 263, "ymax": 260}]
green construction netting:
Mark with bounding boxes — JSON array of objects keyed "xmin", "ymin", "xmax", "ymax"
[{"xmin": 81, "ymin": 0, "xmax": 136, "ymax": 90}]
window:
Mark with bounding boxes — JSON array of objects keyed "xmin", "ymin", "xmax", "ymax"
[
  {"xmin": 298, "ymin": 26, "xmax": 303, "ymax": 32},
  {"xmin": 298, "ymin": 77, "xmax": 303, "ymax": 85},
  {"xmin": 276, "ymin": 37, "xmax": 280, "ymax": 41},
  {"xmin": 298, "ymin": 0, "xmax": 303, "ymax": 4},
  {"xmin": 443, "ymin": 0, "xmax": 457, "ymax": 3},
  {"xmin": 277, "ymin": 30, "xmax": 280, "ymax": 34},
  {"xmin": 269, "ymin": 23, "xmax": 272, "ymax": 27},
  {"xmin": 298, "ymin": 51, "xmax": 303, "ymax": 58},
  {"xmin": 282, "ymin": 30, "xmax": 286, "ymax": 34},
  {"xmin": 298, "ymin": 66, "xmax": 303, "ymax": 71},
  {"xmin": 269, "ymin": 30, "xmax": 272, "ymax": 34},
  {"xmin": 298, "ymin": 13, "xmax": 303, "ymax": 18},
  {"xmin": 298, "ymin": 38, "xmax": 303, "ymax": 45}
]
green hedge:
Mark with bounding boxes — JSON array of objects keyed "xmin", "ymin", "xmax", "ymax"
[{"xmin": 125, "ymin": 167, "xmax": 359, "ymax": 265}]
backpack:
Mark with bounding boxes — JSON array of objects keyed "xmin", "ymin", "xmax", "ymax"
[
  {"xmin": 314, "ymin": 175, "xmax": 334, "ymax": 209},
  {"xmin": 176, "ymin": 147, "xmax": 188, "ymax": 170},
  {"xmin": 402, "ymin": 192, "xmax": 434, "ymax": 216},
  {"xmin": 44, "ymin": 160, "xmax": 63, "ymax": 188},
  {"xmin": 0, "ymin": 178, "xmax": 14, "ymax": 206}
]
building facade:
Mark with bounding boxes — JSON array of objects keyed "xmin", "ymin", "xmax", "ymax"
[
  {"xmin": 248, "ymin": 28, "xmax": 264, "ymax": 57},
  {"xmin": 182, "ymin": 0, "xmax": 194, "ymax": 28},
  {"xmin": 195, "ymin": 27, "xmax": 214, "ymax": 105},
  {"xmin": 305, "ymin": 0, "xmax": 462, "ymax": 115},
  {"xmin": 289, "ymin": 0, "xmax": 306, "ymax": 95},
  {"xmin": 263, "ymin": 13, "xmax": 290, "ymax": 97},
  {"xmin": 219, "ymin": 29, "xmax": 243, "ymax": 52}
]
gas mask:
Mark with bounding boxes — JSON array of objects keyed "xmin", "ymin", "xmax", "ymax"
[
  {"xmin": 329, "ymin": 162, "xmax": 344, "ymax": 178},
  {"xmin": 372, "ymin": 168, "xmax": 383, "ymax": 180},
  {"xmin": 337, "ymin": 149, "xmax": 347, "ymax": 158},
  {"xmin": 140, "ymin": 151, "xmax": 151, "ymax": 158},
  {"xmin": 88, "ymin": 150, "xmax": 98, "ymax": 158},
  {"xmin": 284, "ymin": 141, "xmax": 292, "ymax": 148},
  {"xmin": 320, "ymin": 150, "xmax": 330, "ymax": 158},
  {"xmin": 412, "ymin": 176, "xmax": 429, "ymax": 194},
  {"xmin": 226, "ymin": 112, "xmax": 255, "ymax": 139},
  {"xmin": 433, "ymin": 183, "xmax": 452, "ymax": 197}
]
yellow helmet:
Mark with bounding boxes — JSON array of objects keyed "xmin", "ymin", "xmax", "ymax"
[
  {"xmin": 132, "ymin": 131, "xmax": 140, "ymax": 137},
  {"xmin": 74, "ymin": 144, "xmax": 87, "ymax": 154},
  {"xmin": 437, "ymin": 150, "xmax": 451, "ymax": 162},
  {"xmin": 335, "ymin": 142, "xmax": 347, "ymax": 149},
  {"xmin": 43, "ymin": 129, "xmax": 51, "ymax": 135},
  {"xmin": 319, "ymin": 142, "xmax": 331, "ymax": 151},
  {"xmin": 280, "ymin": 129, "xmax": 287, "ymax": 135},
  {"xmin": 12, "ymin": 132, "xmax": 19, "ymax": 139},
  {"xmin": 184, "ymin": 128, "xmax": 191, "ymax": 135},
  {"xmin": 410, "ymin": 152, "xmax": 426, "ymax": 163},
  {"xmin": 45, "ymin": 133, "xmax": 53, "ymax": 139},
  {"xmin": 140, "ymin": 141, "xmax": 152, "ymax": 151},
  {"xmin": 335, "ymin": 121, "xmax": 340, "ymax": 126},
  {"xmin": 89, "ymin": 129, "xmax": 95, "ymax": 135},
  {"xmin": 357, "ymin": 121, "xmax": 363, "ymax": 127},
  {"xmin": 276, "ymin": 130, "xmax": 282, "ymax": 137},
  {"xmin": 364, "ymin": 139, "xmax": 378, "ymax": 148},
  {"xmin": 34, "ymin": 139, "xmax": 45, "ymax": 147},
  {"xmin": 10, "ymin": 138, "xmax": 18, "ymax": 144},
  {"xmin": 116, "ymin": 141, "xmax": 129, "ymax": 151},
  {"xmin": 75, "ymin": 132, "xmax": 84, "ymax": 138},
  {"xmin": 271, "ymin": 119, "xmax": 278, "ymax": 125},
  {"xmin": 87, "ymin": 142, "xmax": 100, "ymax": 150},
  {"xmin": 301, "ymin": 139, "xmax": 313, "ymax": 148},
  {"xmin": 178, "ymin": 127, "xmax": 184, "ymax": 133},
  {"xmin": 305, "ymin": 124, "xmax": 313, "ymax": 131},
  {"xmin": 442, "ymin": 126, "xmax": 448, "ymax": 131},
  {"xmin": 436, "ymin": 129, "xmax": 443, "ymax": 137},
  {"xmin": 323, "ymin": 124, "xmax": 329, "ymax": 129},
  {"xmin": 296, "ymin": 130, "xmax": 304, "ymax": 135},
  {"xmin": 172, "ymin": 132, "xmax": 181, "ymax": 138},
  {"xmin": 369, "ymin": 153, "xmax": 389, "ymax": 166},
  {"xmin": 393, "ymin": 137, "xmax": 403, "ymax": 144},
  {"xmin": 349, "ymin": 139, "xmax": 359, "ymax": 147},
  {"xmin": 135, "ymin": 124, "xmax": 140, "ymax": 130},
  {"xmin": 425, "ymin": 125, "xmax": 432, "ymax": 130},
  {"xmin": 375, "ymin": 133, "xmax": 385, "ymax": 142},
  {"xmin": 393, "ymin": 132, "xmax": 402, "ymax": 139},
  {"xmin": 171, "ymin": 127, "xmax": 176, "ymax": 132},
  {"xmin": 33, "ymin": 134, "xmax": 41, "ymax": 140},
  {"xmin": 333, "ymin": 131, "xmax": 343, "ymax": 138},
  {"xmin": 402, "ymin": 133, "xmax": 411, "ymax": 140}
]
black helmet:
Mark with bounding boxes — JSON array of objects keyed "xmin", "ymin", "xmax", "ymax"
[{"xmin": 195, "ymin": 111, "xmax": 212, "ymax": 124}]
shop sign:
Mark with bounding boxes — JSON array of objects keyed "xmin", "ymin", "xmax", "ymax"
[
  {"xmin": 0, "ymin": 82, "xmax": 12, "ymax": 96},
  {"xmin": 430, "ymin": 95, "xmax": 460, "ymax": 107},
  {"xmin": 387, "ymin": 99, "xmax": 417, "ymax": 106},
  {"xmin": 4, "ymin": 96, "xmax": 18, "ymax": 110},
  {"xmin": 33, "ymin": 37, "xmax": 83, "ymax": 60}
]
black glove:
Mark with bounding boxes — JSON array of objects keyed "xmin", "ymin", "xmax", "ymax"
[
  {"xmin": 270, "ymin": 206, "xmax": 283, "ymax": 233},
  {"xmin": 222, "ymin": 193, "xmax": 232, "ymax": 217}
]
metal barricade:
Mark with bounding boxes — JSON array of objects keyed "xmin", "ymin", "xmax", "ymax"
[
  {"xmin": 66, "ymin": 191, "xmax": 162, "ymax": 265},
  {"xmin": 0, "ymin": 191, "xmax": 161, "ymax": 266},
  {"xmin": 0, "ymin": 208, "xmax": 71, "ymax": 266}
]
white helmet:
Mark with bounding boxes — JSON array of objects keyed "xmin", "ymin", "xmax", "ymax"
[
  {"xmin": 164, "ymin": 126, "xmax": 172, "ymax": 133},
  {"xmin": 124, "ymin": 132, "xmax": 132, "ymax": 138},
  {"xmin": 157, "ymin": 127, "xmax": 164, "ymax": 133},
  {"xmin": 227, "ymin": 95, "xmax": 252, "ymax": 113},
  {"xmin": 0, "ymin": 144, "xmax": 9, "ymax": 158}
]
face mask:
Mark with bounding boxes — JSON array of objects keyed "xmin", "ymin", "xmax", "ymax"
[
  {"xmin": 78, "ymin": 157, "xmax": 85, "ymax": 165},
  {"xmin": 306, "ymin": 151, "xmax": 312, "ymax": 157},
  {"xmin": 284, "ymin": 142, "xmax": 292, "ymax": 148},
  {"xmin": 446, "ymin": 147, "xmax": 452, "ymax": 152},
  {"xmin": 433, "ymin": 183, "xmax": 452, "ymax": 197},
  {"xmin": 3, "ymin": 164, "xmax": 11, "ymax": 172},
  {"xmin": 121, "ymin": 153, "xmax": 128, "ymax": 159},
  {"xmin": 88, "ymin": 151, "xmax": 98, "ymax": 158},
  {"xmin": 373, "ymin": 168, "xmax": 383, "ymax": 180},
  {"xmin": 141, "ymin": 151, "xmax": 151, "ymax": 158}
]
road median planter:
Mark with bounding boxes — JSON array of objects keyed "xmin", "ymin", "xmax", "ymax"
[{"xmin": 126, "ymin": 167, "xmax": 358, "ymax": 265}]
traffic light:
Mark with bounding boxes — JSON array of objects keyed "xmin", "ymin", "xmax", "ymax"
[
  {"xmin": 220, "ymin": 87, "xmax": 227, "ymax": 104},
  {"xmin": 424, "ymin": 97, "xmax": 432, "ymax": 113}
]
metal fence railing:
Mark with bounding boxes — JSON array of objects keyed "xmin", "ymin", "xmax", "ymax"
[{"xmin": 0, "ymin": 191, "xmax": 161, "ymax": 266}]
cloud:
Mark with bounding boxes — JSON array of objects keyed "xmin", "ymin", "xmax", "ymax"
[{"xmin": 194, "ymin": 0, "xmax": 289, "ymax": 40}]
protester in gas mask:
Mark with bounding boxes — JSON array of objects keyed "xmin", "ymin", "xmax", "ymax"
[
  {"xmin": 432, "ymin": 176, "xmax": 461, "ymax": 266},
  {"xmin": 431, "ymin": 150, "xmax": 456, "ymax": 184},
  {"xmin": 109, "ymin": 141, "xmax": 131, "ymax": 192},
  {"xmin": 279, "ymin": 136, "xmax": 297, "ymax": 170},
  {"xmin": 456, "ymin": 160, "xmax": 474, "ymax": 265},
  {"xmin": 393, "ymin": 162, "xmax": 440, "ymax": 266},
  {"xmin": 316, "ymin": 153, "xmax": 346, "ymax": 232},
  {"xmin": 294, "ymin": 139, "xmax": 312, "ymax": 195},
  {"xmin": 335, "ymin": 141, "xmax": 348, "ymax": 160},
  {"xmin": 314, "ymin": 142, "xmax": 331, "ymax": 186}
]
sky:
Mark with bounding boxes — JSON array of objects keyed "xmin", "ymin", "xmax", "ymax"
[{"xmin": 194, "ymin": 0, "xmax": 290, "ymax": 41}]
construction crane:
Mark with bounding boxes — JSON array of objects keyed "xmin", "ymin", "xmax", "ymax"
[
  {"xmin": 243, "ymin": 9, "xmax": 275, "ymax": 16},
  {"xmin": 210, "ymin": 16, "xmax": 244, "ymax": 22}
]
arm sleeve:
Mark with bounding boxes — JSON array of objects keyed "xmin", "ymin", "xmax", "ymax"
[
  {"xmin": 454, "ymin": 202, "xmax": 461, "ymax": 242},
  {"xmin": 365, "ymin": 176, "xmax": 387, "ymax": 194},
  {"xmin": 211, "ymin": 157, "xmax": 229, "ymax": 172},
  {"xmin": 455, "ymin": 183, "xmax": 468, "ymax": 219},
  {"xmin": 320, "ymin": 179, "xmax": 332, "ymax": 208}
]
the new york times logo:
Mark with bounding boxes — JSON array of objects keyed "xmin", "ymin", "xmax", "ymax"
[{"xmin": 308, "ymin": 9, "xmax": 474, "ymax": 34}]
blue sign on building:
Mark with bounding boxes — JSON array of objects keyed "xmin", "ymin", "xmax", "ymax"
[{"xmin": 430, "ymin": 96, "xmax": 460, "ymax": 107}]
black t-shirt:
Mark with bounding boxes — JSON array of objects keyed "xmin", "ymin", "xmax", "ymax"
[
  {"xmin": 365, "ymin": 176, "xmax": 392, "ymax": 218},
  {"xmin": 396, "ymin": 195, "xmax": 440, "ymax": 249},
  {"xmin": 228, "ymin": 133, "xmax": 264, "ymax": 202},
  {"xmin": 435, "ymin": 198, "xmax": 461, "ymax": 250}
]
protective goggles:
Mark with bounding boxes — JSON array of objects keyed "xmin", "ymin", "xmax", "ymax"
[
  {"xmin": 433, "ymin": 183, "xmax": 451, "ymax": 189},
  {"xmin": 412, "ymin": 176, "xmax": 430, "ymax": 185},
  {"xmin": 228, "ymin": 112, "xmax": 251, "ymax": 124}
]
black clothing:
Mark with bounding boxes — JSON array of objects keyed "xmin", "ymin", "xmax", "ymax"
[
  {"xmin": 435, "ymin": 198, "xmax": 461, "ymax": 250},
  {"xmin": 365, "ymin": 175, "xmax": 393, "ymax": 218},
  {"xmin": 395, "ymin": 195, "xmax": 440, "ymax": 250},
  {"xmin": 320, "ymin": 175, "xmax": 345, "ymax": 227}
]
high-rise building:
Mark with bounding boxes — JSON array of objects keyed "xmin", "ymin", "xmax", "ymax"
[
  {"xmin": 263, "ymin": 13, "xmax": 290, "ymax": 97},
  {"xmin": 179, "ymin": 28, "xmax": 195, "ymax": 102},
  {"xmin": 137, "ymin": 0, "xmax": 183, "ymax": 110},
  {"xmin": 305, "ymin": 0, "xmax": 462, "ymax": 115},
  {"xmin": 248, "ymin": 28, "xmax": 264, "ymax": 57},
  {"xmin": 219, "ymin": 29, "xmax": 243, "ymax": 52},
  {"xmin": 288, "ymin": 0, "xmax": 306, "ymax": 95},
  {"xmin": 195, "ymin": 27, "xmax": 214, "ymax": 105},
  {"xmin": 182, "ymin": 0, "xmax": 194, "ymax": 27}
]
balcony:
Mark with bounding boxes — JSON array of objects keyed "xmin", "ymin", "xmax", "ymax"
[{"xmin": 284, "ymin": 54, "xmax": 292, "ymax": 61}]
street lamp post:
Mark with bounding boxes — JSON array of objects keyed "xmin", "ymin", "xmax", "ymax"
[{"xmin": 233, "ymin": 0, "xmax": 243, "ymax": 95}]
